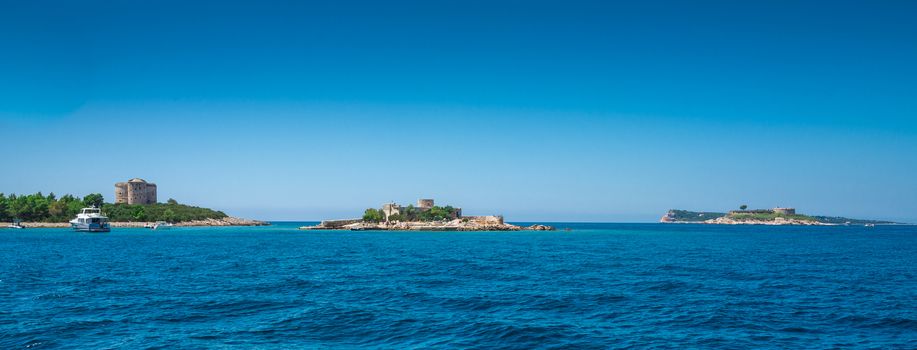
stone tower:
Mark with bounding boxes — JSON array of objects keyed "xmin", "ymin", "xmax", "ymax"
[
  {"xmin": 773, "ymin": 207, "xmax": 796, "ymax": 215},
  {"xmin": 114, "ymin": 178, "xmax": 157, "ymax": 204},
  {"xmin": 417, "ymin": 199, "xmax": 434, "ymax": 209}
]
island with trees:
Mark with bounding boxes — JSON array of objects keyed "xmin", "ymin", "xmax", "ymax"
[
  {"xmin": 0, "ymin": 192, "xmax": 267, "ymax": 228},
  {"xmin": 301, "ymin": 198, "xmax": 555, "ymax": 231},
  {"xmin": 660, "ymin": 206, "xmax": 900, "ymax": 226}
]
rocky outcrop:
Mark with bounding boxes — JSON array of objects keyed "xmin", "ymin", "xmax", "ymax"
[
  {"xmin": 702, "ymin": 216, "xmax": 830, "ymax": 226},
  {"xmin": 173, "ymin": 217, "xmax": 269, "ymax": 227}
]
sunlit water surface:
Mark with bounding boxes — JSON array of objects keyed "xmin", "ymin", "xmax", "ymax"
[{"xmin": 2, "ymin": 223, "xmax": 915, "ymax": 348}]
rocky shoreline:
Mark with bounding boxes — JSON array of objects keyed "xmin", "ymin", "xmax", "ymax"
[
  {"xmin": 2, "ymin": 217, "xmax": 269, "ymax": 229},
  {"xmin": 300, "ymin": 219, "xmax": 555, "ymax": 231},
  {"xmin": 701, "ymin": 216, "xmax": 831, "ymax": 226}
]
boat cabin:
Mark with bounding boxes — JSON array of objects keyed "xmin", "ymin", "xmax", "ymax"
[
  {"xmin": 75, "ymin": 217, "xmax": 108, "ymax": 224},
  {"xmin": 80, "ymin": 208, "xmax": 102, "ymax": 215}
]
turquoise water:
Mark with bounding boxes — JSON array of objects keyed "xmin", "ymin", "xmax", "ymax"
[{"xmin": 1, "ymin": 223, "xmax": 915, "ymax": 348}]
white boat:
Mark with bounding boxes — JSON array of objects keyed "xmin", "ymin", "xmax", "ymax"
[
  {"xmin": 7, "ymin": 220, "xmax": 25, "ymax": 229},
  {"xmin": 151, "ymin": 221, "xmax": 173, "ymax": 230},
  {"xmin": 69, "ymin": 207, "xmax": 110, "ymax": 232}
]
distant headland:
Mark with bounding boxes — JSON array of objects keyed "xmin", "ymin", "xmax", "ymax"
[
  {"xmin": 660, "ymin": 206, "xmax": 900, "ymax": 226},
  {"xmin": 301, "ymin": 198, "xmax": 555, "ymax": 231}
]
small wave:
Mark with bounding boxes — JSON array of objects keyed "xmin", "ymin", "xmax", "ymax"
[
  {"xmin": 591, "ymin": 293, "xmax": 627, "ymax": 304},
  {"xmin": 460, "ymin": 321, "xmax": 571, "ymax": 346},
  {"xmin": 639, "ymin": 280, "xmax": 693, "ymax": 292},
  {"xmin": 191, "ymin": 299, "xmax": 291, "ymax": 318},
  {"xmin": 838, "ymin": 315, "xmax": 917, "ymax": 330},
  {"xmin": 436, "ymin": 295, "xmax": 514, "ymax": 312},
  {"xmin": 780, "ymin": 326, "xmax": 816, "ymax": 333},
  {"xmin": 88, "ymin": 276, "xmax": 116, "ymax": 284},
  {"xmin": 34, "ymin": 292, "xmax": 67, "ymax": 300},
  {"xmin": 874, "ymin": 317, "xmax": 917, "ymax": 330},
  {"xmin": 58, "ymin": 318, "xmax": 118, "ymax": 333}
]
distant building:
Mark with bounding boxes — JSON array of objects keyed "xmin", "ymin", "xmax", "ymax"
[
  {"xmin": 114, "ymin": 178, "xmax": 157, "ymax": 204},
  {"xmin": 773, "ymin": 207, "xmax": 796, "ymax": 215},
  {"xmin": 382, "ymin": 202, "xmax": 401, "ymax": 218},
  {"xmin": 417, "ymin": 199, "xmax": 435, "ymax": 209}
]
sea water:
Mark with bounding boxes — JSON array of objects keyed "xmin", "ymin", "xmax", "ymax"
[{"xmin": 1, "ymin": 223, "xmax": 915, "ymax": 348}]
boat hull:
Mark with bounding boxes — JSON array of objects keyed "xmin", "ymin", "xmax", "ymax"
[{"xmin": 71, "ymin": 222, "xmax": 110, "ymax": 232}]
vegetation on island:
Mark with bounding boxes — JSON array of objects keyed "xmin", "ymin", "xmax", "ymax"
[
  {"xmin": 362, "ymin": 208, "xmax": 385, "ymax": 223},
  {"xmin": 665, "ymin": 209, "xmax": 727, "ymax": 222},
  {"xmin": 103, "ymin": 201, "xmax": 227, "ymax": 223},
  {"xmin": 0, "ymin": 192, "xmax": 227, "ymax": 223},
  {"xmin": 362, "ymin": 204, "xmax": 460, "ymax": 223}
]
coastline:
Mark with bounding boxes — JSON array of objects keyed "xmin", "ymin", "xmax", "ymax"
[
  {"xmin": 659, "ymin": 209, "xmax": 900, "ymax": 226},
  {"xmin": 2, "ymin": 217, "xmax": 269, "ymax": 228}
]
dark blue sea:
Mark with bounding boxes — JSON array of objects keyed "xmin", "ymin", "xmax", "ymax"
[{"xmin": 2, "ymin": 223, "xmax": 915, "ymax": 349}]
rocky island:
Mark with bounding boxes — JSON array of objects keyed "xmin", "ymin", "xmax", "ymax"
[
  {"xmin": 660, "ymin": 207, "xmax": 899, "ymax": 226},
  {"xmin": 300, "ymin": 198, "xmax": 555, "ymax": 231}
]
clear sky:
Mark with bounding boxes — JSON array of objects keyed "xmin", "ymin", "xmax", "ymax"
[{"xmin": 2, "ymin": 1, "xmax": 916, "ymax": 222}]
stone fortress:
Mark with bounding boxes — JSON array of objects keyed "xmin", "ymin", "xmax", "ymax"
[
  {"xmin": 114, "ymin": 178, "xmax": 157, "ymax": 204},
  {"xmin": 382, "ymin": 198, "xmax": 463, "ymax": 221}
]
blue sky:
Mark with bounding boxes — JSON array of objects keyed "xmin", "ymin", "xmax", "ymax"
[{"xmin": 2, "ymin": 1, "xmax": 916, "ymax": 222}]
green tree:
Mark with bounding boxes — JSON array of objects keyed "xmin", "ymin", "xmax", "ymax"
[
  {"xmin": 8, "ymin": 194, "xmax": 33, "ymax": 221},
  {"xmin": 131, "ymin": 206, "xmax": 146, "ymax": 221},
  {"xmin": 739, "ymin": 204, "xmax": 748, "ymax": 210},
  {"xmin": 167, "ymin": 198, "xmax": 178, "ymax": 205},
  {"xmin": 66, "ymin": 200, "xmax": 85, "ymax": 218},
  {"xmin": 362, "ymin": 208, "xmax": 384, "ymax": 223},
  {"xmin": 0, "ymin": 193, "xmax": 9, "ymax": 222},
  {"xmin": 403, "ymin": 205, "xmax": 417, "ymax": 221},
  {"xmin": 83, "ymin": 193, "xmax": 104, "ymax": 208},
  {"xmin": 163, "ymin": 209, "xmax": 176, "ymax": 223},
  {"xmin": 61, "ymin": 194, "xmax": 76, "ymax": 203},
  {"xmin": 417, "ymin": 206, "xmax": 453, "ymax": 221},
  {"xmin": 30, "ymin": 193, "xmax": 50, "ymax": 221},
  {"xmin": 48, "ymin": 200, "xmax": 67, "ymax": 220}
]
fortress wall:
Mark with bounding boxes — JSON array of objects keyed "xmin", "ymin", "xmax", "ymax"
[
  {"xmin": 463, "ymin": 215, "xmax": 504, "ymax": 225},
  {"xmin": 773, "ymin": 208, "xmax": 796, "ymax": 215},
  {"xmin": 321, "ymin": 219, "xmax": 362, "ymax": 228}
]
